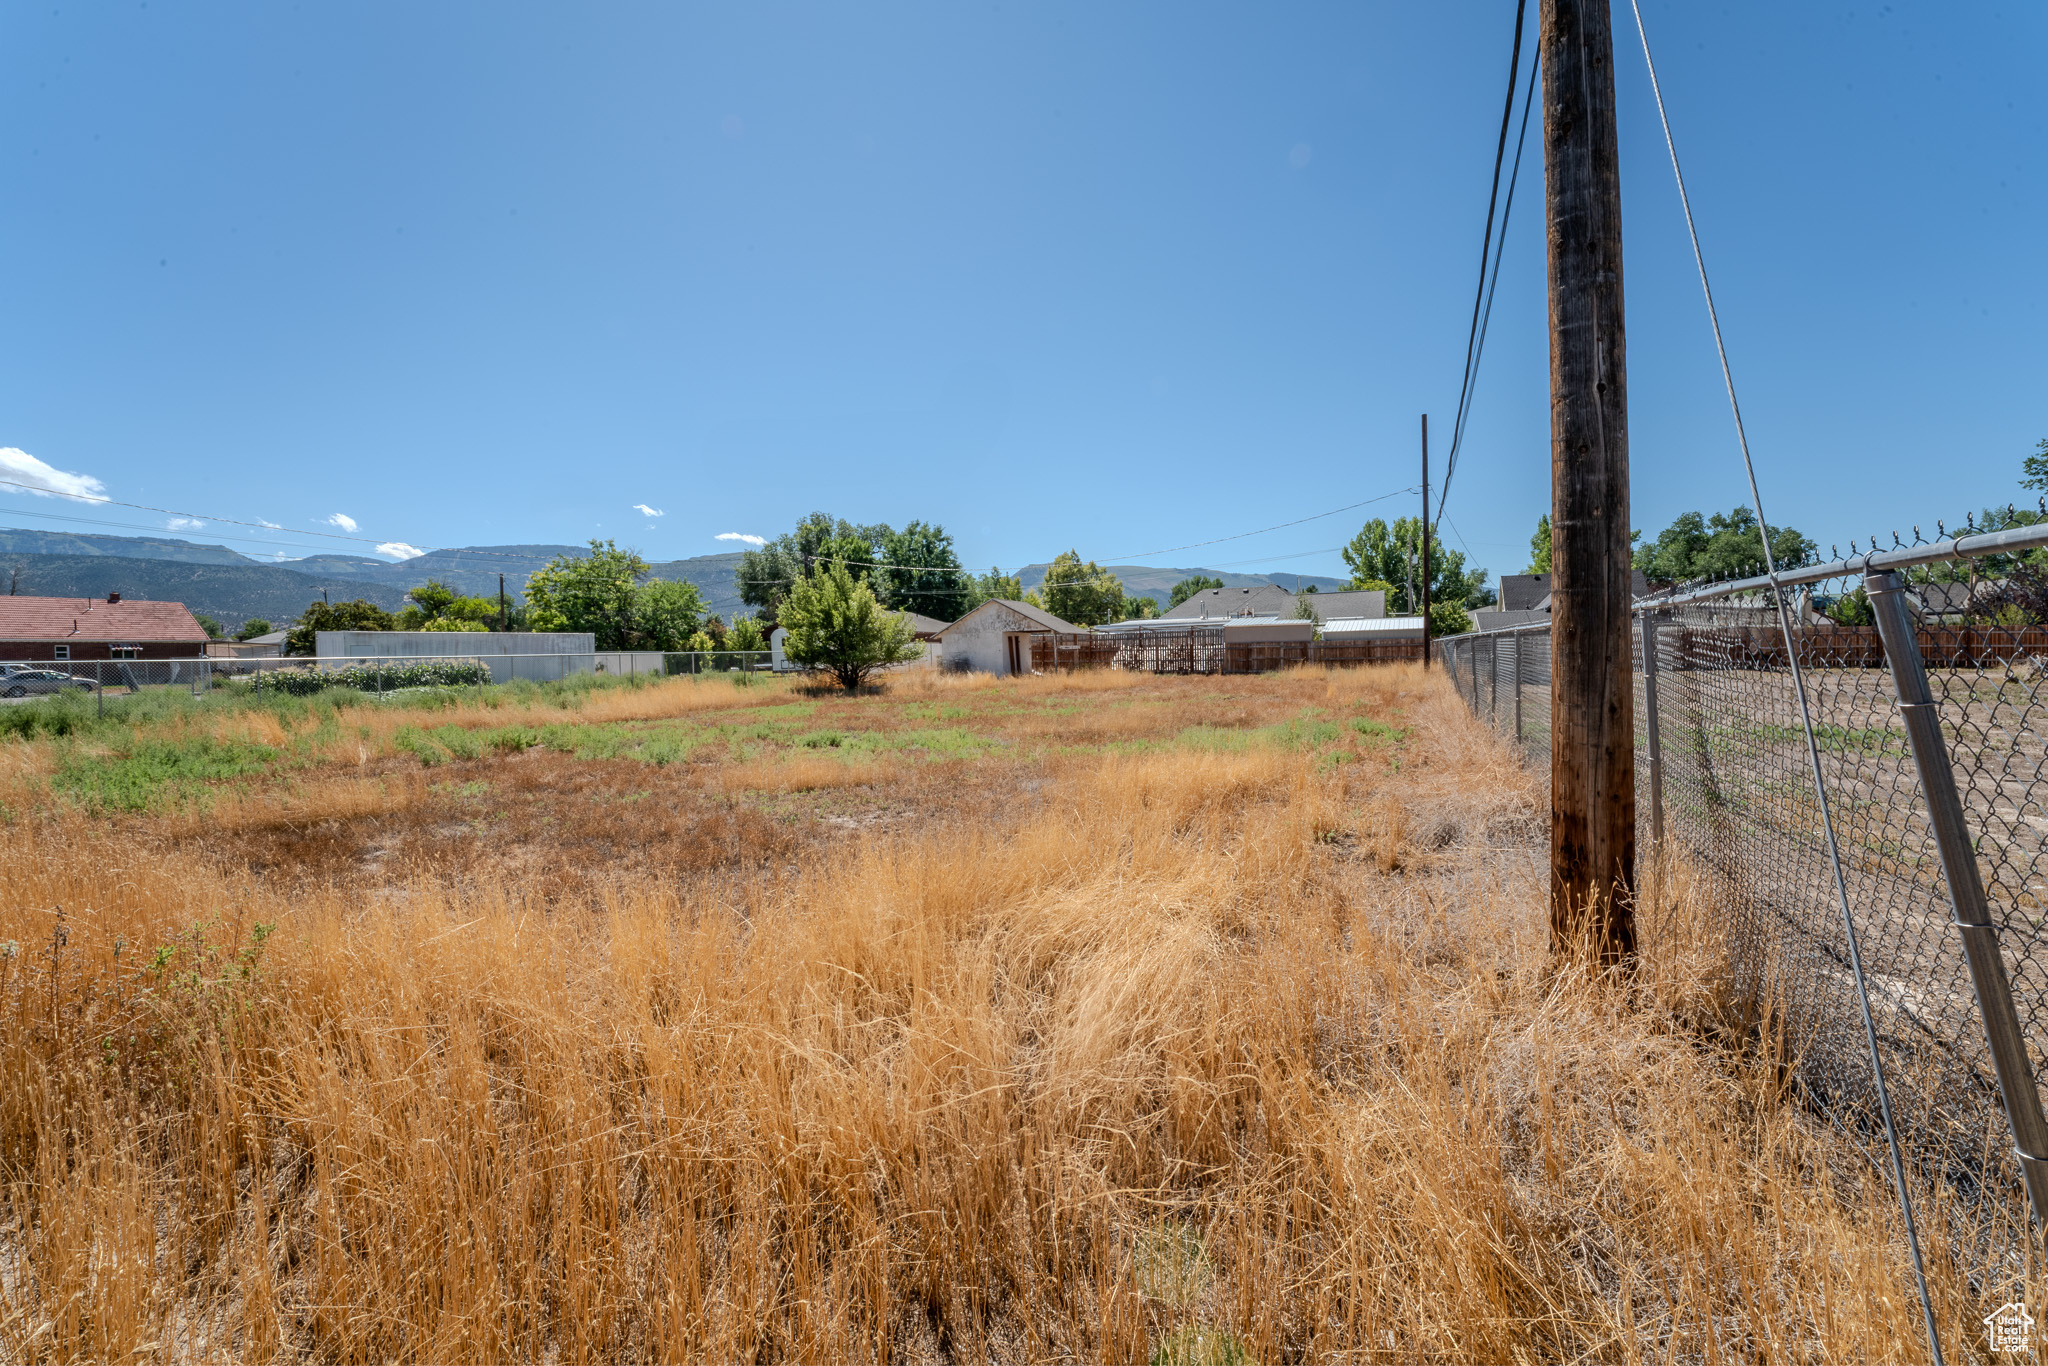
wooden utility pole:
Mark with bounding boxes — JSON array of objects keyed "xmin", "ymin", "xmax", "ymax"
[
  {"xmin": 1420, "ymin": 415, "xmax": 1432, "ymax": 669},
  {"xmin": 1543, "ymin": 0, "xmax": 1635, "ymax": 960},
  {"xmin": 499, "ymin": 574, "xmax": 508, "ymax": 631}
]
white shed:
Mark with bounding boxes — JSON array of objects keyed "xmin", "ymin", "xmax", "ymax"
[{"xmin": 932, "ymin": 599, "xmax": 1086, "ymax": 676}]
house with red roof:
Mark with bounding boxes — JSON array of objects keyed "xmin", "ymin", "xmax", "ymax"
[{"xmin": 0, "ymin": 593, "xmax": 211, "ymax": 663}]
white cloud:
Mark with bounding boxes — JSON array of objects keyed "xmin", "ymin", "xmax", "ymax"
[
  {"xmin": 716, "ymin": 531, "xmax": 766, "ymax": 546},
  {"xmin": 376, "ymin": 542, "xmax": 427, "ymax": 560},
  {"xmin": 167, "ymin": 516, "xmax": 206, "ymax": 532},
  {"xmin": 634, "ymin": 503, "xmax": 666, "ymax": 518},
  {"xmin": 0, "ymin": 447, "xmax": 106, "ymax": 501},
  {"xmin": 258, "ymin": 518, "xmax": 282, "ymax": 529},
  {"xmin": 325, "ymin": 513, "xmax": 359, "ymax": 532}
]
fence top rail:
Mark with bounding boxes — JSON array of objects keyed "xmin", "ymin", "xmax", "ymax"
[
  {"xmin": 1640, "ymin": 519, "xmax": 2048, "ymax": 610},
  {"xmin": 1438, "ymin": 620, "xmax": 1556, "ymax": 644}
]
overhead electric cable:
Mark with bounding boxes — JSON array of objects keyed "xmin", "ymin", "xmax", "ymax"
[
  {"xmin": 1439, "ymin": 28, "xmax": 1538, "ymax": 525},
  {"xmin": 1435, "ymin": 0, "xmax": 1530, "ymax": 526},
  {"xmin": 1101, "ymin": 486, "xmax": 1417, "ymax": 562},
  {"xmin": 1625, "ymin": 3, "xmax": 1943, "ymax": 1360}
]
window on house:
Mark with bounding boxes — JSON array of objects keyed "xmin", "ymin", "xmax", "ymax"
[
  {"xmin": 110, "ymin": 646, "xmax": 141, "ymax": 660},
  {"xmin": 52, "ymin": 645, "xmax": 69, "ymax": 661}
]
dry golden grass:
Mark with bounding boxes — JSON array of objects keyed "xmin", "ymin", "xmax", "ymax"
[{"xmin": 0, "ymin": 663, "xmax": 2033, "ymax": 1362}]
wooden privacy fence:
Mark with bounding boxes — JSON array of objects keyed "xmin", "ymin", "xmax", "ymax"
[{"xmin": 1031, "ymin": 631, "xmax": 1425, "ymax": 675}]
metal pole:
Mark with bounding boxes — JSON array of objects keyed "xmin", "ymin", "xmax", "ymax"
[
  {"xmin": 1513, "ymin": 633, "xmax": 1524, "ymax": 744},
  {"xmin": 1868, "ymin": 570, "xmax": 2048, "ymax": 1229},
  {"xmin": 1421, "ymin": 414, "xmax": 1432, "ymax": 670},
  {"xmin": 1641, "ymin": 612, "xmax": 1665, "ymax": 845}
]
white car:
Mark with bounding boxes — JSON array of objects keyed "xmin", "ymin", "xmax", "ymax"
[{"xmin": 0, "ymin": 667, "xmax": 98, "ymax": 698}]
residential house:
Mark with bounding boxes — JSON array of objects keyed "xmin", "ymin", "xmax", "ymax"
[
  {"xmin": 0, "ymin": 593, "xmax": 209, "ymax": 662},
  {"xmin": 1162, "ymin": 586, "xmax": 1386, "ymax": 622},
  {"xmin": 1474, "ymin": 570, "xmax": 1654, "ymax": 633},
  {"xmin": 932, "ymin": 600, "xmax": 1085, "ymax": 676}
]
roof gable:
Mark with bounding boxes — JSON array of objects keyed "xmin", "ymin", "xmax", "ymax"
[{"xmin": 935, "ymin": 599, "xmax": 1085, "ymax": 636}]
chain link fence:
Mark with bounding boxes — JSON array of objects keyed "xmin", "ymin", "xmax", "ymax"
[
  {"xmin": 1439, "ymin": 524, "xmax": 2048, "ymax": 1297},
  {"xmin": 0, "ymin": 650, "xmax": 776, "ymax": 717}
]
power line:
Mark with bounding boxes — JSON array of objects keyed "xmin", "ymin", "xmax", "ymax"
[
  {"xmin": 1625, "ymin": 2, "xmax": 1942, "ymax": 1358},
  {"xmin": 1100, "ymin": 486, "xmax": 1418, "ymax": 562},
  {"xmin": 1438, "ymin": 8, "xmax": 1538, "ymax": 525}
]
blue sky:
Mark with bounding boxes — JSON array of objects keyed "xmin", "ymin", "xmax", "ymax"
[{"xmin": 1, "ymin": 1, "xmax": 2041, "ymax": 585}]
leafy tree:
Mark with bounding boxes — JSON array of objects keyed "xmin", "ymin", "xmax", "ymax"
[
  {"xmin": 286, "ymin": 599, "xmax": 398, "ymax": 656},
  {"xmin": 234, "ymin": 618, "xmax": 273, "ymax": 642},
  {"xmin": 1039, "ymin": 551, "xmax": 1125, "ymax": 627},
  {"xmin": 966, "ymin": 567, "xmax": 1024, "ymax": 611},
  {"xmin": 524, "ymin": 540, "xmax": 652, "ymax": 649},
  {"xmin": 727, "ymin": 616, "xmax": 768, "ymax": 652},
  {"xmin": 778, "ymin": 561, "xmax": 923, "ymax": 691},
  {"xmin": 1632, "ymin": 508, "xmax": 1815, "ymax": 584},
  {"xmin": 2021, "ymin": 437, "xmax": 2048, "ymax": 492},
  {"xmin": 683, "ymin": 629, "xmax": 717, "ymax": 653},
  {"xmin": 635, "ymin": 578, "xmax": 709, "ymax": 651},
  {"xmin": 1340, "ymin": 518, "xmax": 1490, "ymax": 614},
  {"xmin": 1430, "ymin": 600, "xmax": 1474, "ymax": 637},
  {"xmin": 1291, "ymin": 593, "xmax": 1321, "ymax": 622},
  {"xmin": 875, "ymin": 521, "xmax": 971, "ymax": 621},
  {"xmin": 1527, "ymin": 514, "xmax": 1552, "ymax": 573},
  {"xmin": 1121, "ymin": 594, "xmax": 1162, "ymax": 621},
  {"xmin": 1168, "ymin": 575, "xmax": 1223, "ymax": 608},
  {"xmin": 736, "ymin": 512, "xmax": 894, "ymax": 625},
  {"xmin": 396, "ymin": 579, "xmax": 498, "ymax": 630},
  {"xmin": 194, "ymin": 614, "xmax": 225, "ymax": 640}
]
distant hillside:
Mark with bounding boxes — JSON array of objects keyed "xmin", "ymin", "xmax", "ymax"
[
  {"xmin": 0, "ymin": 527, "xmax": 257, "ymax": 566},
  {"xmin": 1014, "ymin": 563, "xmax": 1346, "ymax": 611},
  {"xmin": 0, "ymin": 554, "xmax": 411, "ymax": 630},
  {"xmin": 0, "ymin": 527, "xmax": 1340, "ymax": 625}
]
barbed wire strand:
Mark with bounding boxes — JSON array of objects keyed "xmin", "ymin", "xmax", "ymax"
[{"xmin": 1626, "ymin": 3, "xmax": 1944, "ymax": 1358}]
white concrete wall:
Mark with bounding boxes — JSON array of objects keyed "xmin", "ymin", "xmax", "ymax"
[{"xmin": 939, "ymin": 603, "xmax": 1047, "ymax": 676}]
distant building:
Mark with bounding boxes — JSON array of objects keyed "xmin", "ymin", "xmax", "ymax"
[
  {"xmin": 932, "ymin": 600, "xmax": 1085, "ymax": 676},
  {"xmin": 0, "ymin": 592, "xmax": 209, "ymax": 662},
  {"xmin": 1161, "ymin": 586, "xmax": 1386, "ymax": 621},
  {"xmin": 1475, "ymin": 570, "xmax": 1654, "ymax": 632}
]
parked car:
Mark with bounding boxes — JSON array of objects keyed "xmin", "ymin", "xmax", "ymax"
[{"xmin": 0, "ymin": 666, "xmax": 97, "ymax": 697}]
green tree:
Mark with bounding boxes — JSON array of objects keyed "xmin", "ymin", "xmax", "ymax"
[
  {"xmin": 635, "ymin": 577, "xmax": 709, "ymax": 651},
  {"xmin": 727, "ymin": 616, "xmax": 768, "ymax": 652},
  {"xmin": 194, "ymin": 614, "xmax": 225, "ymax": 640},
  {"xmin": 397, "ymin": 579, "xmax": 498, "ymax": 630},
  {"xmin": 1291, "ymin": 593, "xmax": 1321, "ymax": 623},
  {"xmin": 286, "ymin": 599, "xmax": 398, "ymax": 656},
  {"xmin": 1632, "ymin": 508, "xmax": 1815, "ymax": 583},
  {"xmin": 778, "ymin": 561, "xmax": 923, "ymax": 692},
  {"xmin": 1039, "ymin": 551, "xmax": 1125, "ymax": 626},
  {"xmin": 1168, "ymin": 575, "xmax": 1223, "ymax": 608},
  {"xmin": 875, "ymin": 521, "xmax": 971, "ymax": 621},
  {"xmin": 418, "ymin": 617, "xmax": 487, "ymax": 632},
  {"xmin": 1121, "ymin": 594, "xmax": 1162, "ymax": 620},
  {"xmin": 1341, "ymin": 518, "xmax": 1490, "ymax": 614},
  {"xmin": 2020, "ymin": 437, "xmax": 2048, "ymax": 491},
  {"xmin": 736, "ymin": 512, "xmax": 894, "ymax": 625},
  {"xmin": 966, "ymin": 567, "xmax": 1023, "ymax": 611},
  {"xmin": 1430, "ymin": 600, "xmax": 1474, "ymax": 637},
  {"xmin": 234, "ymin": 618, "xmax": 273, "ymax": 642},
  {"xmin": 524, "ymin": 540, "xmax": 652, "ymax": 649},
  {"xmin": 1527, "ymin": 514, "xmax": 1552, "ymax": 573}
]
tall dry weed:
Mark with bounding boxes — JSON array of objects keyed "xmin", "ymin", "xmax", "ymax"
[{"xmin": 0, "ymin": 665, "xmax": 2028, "ymax": 1362}]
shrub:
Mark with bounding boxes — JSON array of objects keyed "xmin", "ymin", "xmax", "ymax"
[{"xmin": 251, "ymin": 661, "xmax": 492, "ymax": 696}]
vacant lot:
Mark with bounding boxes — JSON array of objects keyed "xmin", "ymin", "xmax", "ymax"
[{"xmin": 0, "ymin": 665, "xmax": 2024, "ymax": 1362}]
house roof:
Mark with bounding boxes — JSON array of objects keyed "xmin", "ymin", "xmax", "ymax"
[
  {"xmin": 898, "ymin": 611, "xmax": 952, "ymax": 637},
  {"xmin": 1321, "ymin": 615, "xmax": 1427, "ymax": 635},
  {"xmin": 0, "ymin": 594, "xmax": 209, "ymax": 643},
  {"xmin": 935, "ymin": 598, "xmax": 1085, "ymax": 637},
  {"xmin": 1160, "ymin": 586, "xmax": 1387, "ymax": 622}
]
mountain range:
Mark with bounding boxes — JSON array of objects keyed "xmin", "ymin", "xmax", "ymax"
[{"xmin": 0, "ymin": 528, "xmax": 1344, "ymax": 630}]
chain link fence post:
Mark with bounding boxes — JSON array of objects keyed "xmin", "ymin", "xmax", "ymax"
[
  {"xmin": 1640, "ymin": 612, "xmax": 1665, "ymax": 846},
  {"xmin": 1867, "ymin": 569, "xmax": 2048, "ymax": 1231}
]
